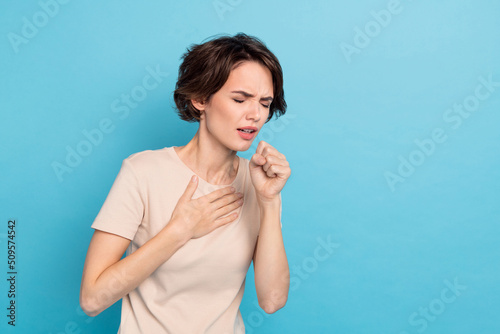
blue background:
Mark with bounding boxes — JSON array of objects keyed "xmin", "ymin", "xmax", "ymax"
[{"xmin": 1, "ymin": 0, "xmax": 499, "ymax": 333}]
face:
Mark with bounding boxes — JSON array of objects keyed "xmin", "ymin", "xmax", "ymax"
[{"xmin": 192, "ymin": 60, "xmax": 273, "ymax": 152}]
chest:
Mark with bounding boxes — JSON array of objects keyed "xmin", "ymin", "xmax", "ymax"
[{"xmin": 130, "ymin": 172, "xmax": 261, "ymax": 275}]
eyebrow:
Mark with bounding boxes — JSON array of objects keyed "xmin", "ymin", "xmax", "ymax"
[{"xmin": 231, "ymin": 90, "xmax": 273, "ymax": 102}]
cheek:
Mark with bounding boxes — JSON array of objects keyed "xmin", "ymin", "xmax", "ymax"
[
  {"xmin": 262, "ymin": 108, "xmax": 270, "ymax": 123},
  {"xmin": 205, "ymin": 101, "xmax": 234, "ymax": 130},
  {"xmin": 211, "ymin": 98, "xmax": 233, "ymax": 117}
]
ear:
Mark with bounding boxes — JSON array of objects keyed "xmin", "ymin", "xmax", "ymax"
[{"xmin": 191, "ymin": 98, "xmax": 206, "ymax": 112}]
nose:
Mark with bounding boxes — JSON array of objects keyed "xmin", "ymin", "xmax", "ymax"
[{"xmin": 246, "ymin": 101, "xmax": 261, "ymax": 122}]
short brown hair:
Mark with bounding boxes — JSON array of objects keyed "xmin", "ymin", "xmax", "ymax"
[{"xmin": 173, "ymin": 33, "xmax": 286, "ymax": 123}]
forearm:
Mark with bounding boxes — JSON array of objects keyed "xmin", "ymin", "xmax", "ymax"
[
  {"xmin": 253, "ymin": 196, "xmax": 290, "ymax": 314},
  {"xmin": 81, "ymin": 221, "xmax": 189, "ymax": 316}
]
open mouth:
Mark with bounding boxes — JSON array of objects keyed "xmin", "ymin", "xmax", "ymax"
[
  {"xmin": 237, "ymin": 127, "xmax": 258, "ymax": 140},
  {"xmin": 237, "ymin": 128, "xmax": 256, "ymax": 133}
]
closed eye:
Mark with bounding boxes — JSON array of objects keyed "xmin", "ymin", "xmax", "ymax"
[{"xmin": 233, "ymin": 98, "xmax": 270, "ymax": 108}]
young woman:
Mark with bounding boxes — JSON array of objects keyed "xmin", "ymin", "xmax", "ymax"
[{"xmin": 80, "ymin": 33, "xmax": 291, "ymax": 334}]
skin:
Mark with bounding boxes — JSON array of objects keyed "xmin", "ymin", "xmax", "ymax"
[{"xmin": 80, "ymin": 60, "xmax": 291, "ymax": 317}]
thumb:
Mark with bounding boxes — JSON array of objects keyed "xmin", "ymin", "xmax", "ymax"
[
  {"xmin": 250, "ymin": 153, "xmax": 265, "ymax": 168},
  {"xmin": 180, "ymin": 175, "xmax": 198, "ymax": 201}
]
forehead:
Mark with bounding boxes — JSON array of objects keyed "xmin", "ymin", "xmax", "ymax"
[{"xmin": 223, "ymin": 61, "xmax": 273, "ymax": 93}]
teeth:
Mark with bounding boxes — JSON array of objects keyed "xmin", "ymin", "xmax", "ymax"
[{"xmin": 239, "ymin": 129, "xmax": 253, "ymax": 133}]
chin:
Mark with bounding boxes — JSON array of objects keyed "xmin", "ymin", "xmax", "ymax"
[{"xmin": 229, "ymin": 141, "xmax": 254, "ymax": 152}]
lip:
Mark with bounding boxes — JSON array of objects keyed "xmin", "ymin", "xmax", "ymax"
[
  {"xmin": 238, "ymin": 126, "xmax": 258, "ymax": 131},
  {"xmin": 237, "ymin": 127, "xmax": 258, "ymax": 140}
]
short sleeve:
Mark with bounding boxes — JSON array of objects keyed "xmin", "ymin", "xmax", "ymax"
[{"xmin": 91, "ymin": 158, "xmax": 145, "ymax": 240}]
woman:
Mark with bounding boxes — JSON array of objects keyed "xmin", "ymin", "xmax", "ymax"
[{"xmin": 80, "ymin": 33, "xmax": 291, "ymax": 333}]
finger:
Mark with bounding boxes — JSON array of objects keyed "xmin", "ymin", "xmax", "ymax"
[
  {"xmin": 213, "ymin": 211, "xmax": 239, "ymax": 228},
  {"xmin": 250, "ymin": 153, "xmax": 266, "ymax": 168},
  {"xmin": 204, "ymin": 186, "xmax": 236, "ymax": 203},
  {"xmin": 265, "ymin": 164, "xmax": 290, "ymax": 178},
  {"xmin": 211, "ymin": 192, "xmax": 243, "ymax": 210},
  {"xmin": 261, "ymin": 155, "xmax": 288, "ymax": 172},
  {"xmin": 261, "ymin": 144, "xmax": 285, "ymax": 160},
  {"xmin": 265, "ymin": 164, "xmax": 277, "ymax": 177},
  {"xmin": 179, "ymin": 175, "xmax": 199, "ymax": 201},
  {"xmin": 214, "ymin": 198, "xmax": 243, "ymax": 220},
  {"xmin": 255, "ymin": 141, "xmax": 286, "ymax": 163},
  {"xmin": 255, "ymin": 140, "xmax": 266, "ymax": 156}
]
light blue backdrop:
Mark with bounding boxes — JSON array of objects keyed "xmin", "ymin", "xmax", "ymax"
[{"xmin": 1, "ymin": 0, "xmax": 499, "ymax": 333}]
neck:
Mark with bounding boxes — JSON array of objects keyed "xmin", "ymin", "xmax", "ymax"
[{"xmin": 175, "ymin": 130, "xmax": 239, "ymax": 186}]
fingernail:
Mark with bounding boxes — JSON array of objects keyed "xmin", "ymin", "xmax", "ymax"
[{"xmin": 191, "ymin": 175, "xmax": 197, "ymax": 182}]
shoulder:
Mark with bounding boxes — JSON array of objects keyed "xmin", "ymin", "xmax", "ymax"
[{"xmin": 122, "ymin": 147, "xmax": 172, "ymax": 175}]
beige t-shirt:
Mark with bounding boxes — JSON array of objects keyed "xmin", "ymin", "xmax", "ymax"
[{"xmin": 91, "ymin": 146, "xmax": 275, "ymax": 334}]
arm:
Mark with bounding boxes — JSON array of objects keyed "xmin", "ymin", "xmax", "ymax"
[
  {"xmin": 80, "ymin": 175, "xmax": 243, "ymax": 317},
  {"xmin": 252, "ymin": 196, "xmax": 289, "ymax": 314},
  {"xmin": 80, "ymin": 224, "xmax": 188, "ymax": 317},
  {"xmin": 249, "ymin": 141, "xmax": 291, "ymax": 314}
]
